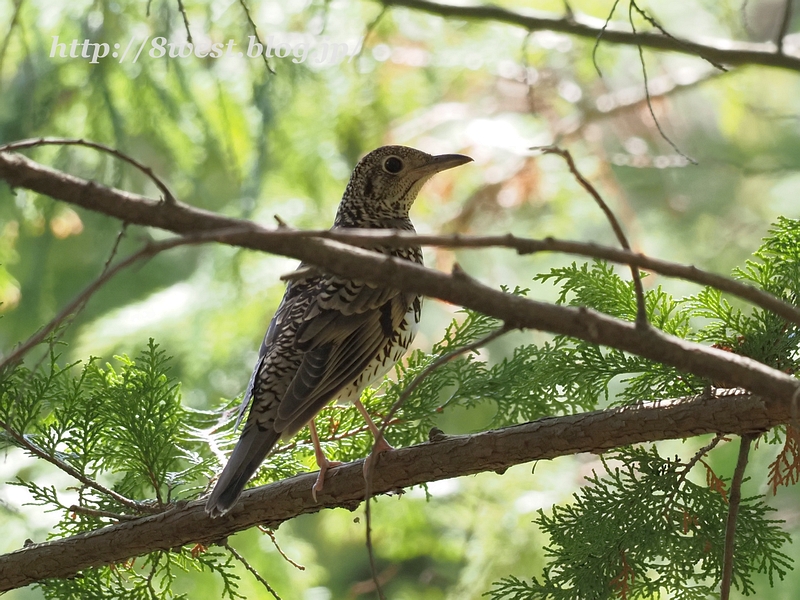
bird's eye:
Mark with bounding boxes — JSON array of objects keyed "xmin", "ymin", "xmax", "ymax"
[{"xmin": 383, "ymin": 156, "xmax": 404, "ymax": 174}]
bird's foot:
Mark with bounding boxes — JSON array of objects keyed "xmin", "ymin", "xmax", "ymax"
[{"xmin": 312, "ymin": 456, "xmax": 343, "ymax": 502}]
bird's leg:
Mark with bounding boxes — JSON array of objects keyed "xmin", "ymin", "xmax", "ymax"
[
  {"xmin": 354, "ymin": 398, "xmax": 394, "ymax": 476},
  {"xmin": 354, "ymin": 398, "xmax": 394, "ymax": 453},
  {"xmin": 309, "ymin": 419, "xmax": 342, "ymax": 502}
]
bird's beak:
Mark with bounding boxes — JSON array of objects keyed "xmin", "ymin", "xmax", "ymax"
[{"xmin": 413, "ymin": 153, "xmax": 473, "ymax": 178}]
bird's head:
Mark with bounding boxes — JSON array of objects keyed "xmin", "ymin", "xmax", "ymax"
[{"xmin": 336, "ymin": 145, "xmax": 473, "ymax": 227}]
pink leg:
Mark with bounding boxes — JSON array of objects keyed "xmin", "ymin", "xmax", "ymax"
[
  {"xmin": 354, "ymin": 398, "xmax": 394, "ymax": 475},
  {"xmin": 309, "ymin": 419, "xmax": 342, "ymax": 502}
]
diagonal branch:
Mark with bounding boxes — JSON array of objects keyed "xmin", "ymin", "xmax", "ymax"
[
  {"xmin": 0, "ymin": 226, "xmax": 256, "ymax": 371},
  {"xmin": 4, "ymin": 148, "xmax": 798, "ymax": 325},
  {"xmin": 0, "ymin": 390, "xmax": 789, "ymax": 592},
  {"xmin": 379, "ymin": 0, "xmax": 800, "ymax": 72},
  {"xmin": 0, "ymin": 138, "xmax": 176, "ymax": 204},
  {"xmin": 0, "ymin": 417, "xmax": 153, "ymax": 513},
  {"xmin": 537, "ymin": 145, "xmax": 649, "ymax": 326},
  {"xmin": 276, "ymin": 229, "xmax": 800, "ymax": 327},
  {"xmin": 0, "ymin": 150, "xmax": 798, "ymax": 404}
]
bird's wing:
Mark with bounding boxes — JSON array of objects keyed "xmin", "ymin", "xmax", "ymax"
[
  {"xmin": 255, "ymin": 272, "xmax": 411, "ymax": 437},
  {"xmin": 232, "ymin": 303, "xmax": 281, "ymax": 430}
]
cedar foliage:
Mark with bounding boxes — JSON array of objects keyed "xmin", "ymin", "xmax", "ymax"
[{"xmin": 2, "ymin": 218, "xmax": 800, "ymax": 598}]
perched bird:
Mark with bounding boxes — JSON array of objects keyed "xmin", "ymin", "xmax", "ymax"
[{"xmin": 205, "ymin": 145, "xmax": 472, "ymax": 517}]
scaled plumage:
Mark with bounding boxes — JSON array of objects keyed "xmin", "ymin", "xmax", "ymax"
[{"xmin": 205, "ymin": 146, "xmax": 472, "ymax": 517}]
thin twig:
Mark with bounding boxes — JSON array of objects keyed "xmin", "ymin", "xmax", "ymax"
[
  {"xmin": 363, "ymin": 488, "xmax": 387, "ymax": 599},
  {"xmin": 663, "ymin": 433, "xmax": 726, "ymax": 518},
  {"xmin": 777, "ymin": 0, "xmax": 793, "ymax": 53},
  {"xmin": 238, "ymin": 0, "xmax": 276, "ymax": 74},
  {"xmin": 103, "ymin": 225, "xmax": 129, "ymax": 272},
  {"xmin": 0, "ymin": 0, "xmax": 24, "ymax": 81},
  {"xmin": 362, "ymin": 324, "xmax": 513, "ymax": 598},
  {"xmin": 0, "ymin": 137, "xmax": 176, "ymax": 203},
  {"xmin": 592, "ymin": 0, "xmax": 620, "ymax": 78},
  {"xmin": 0, "ymin": 226, "xmax": 253, "ymax": 371},
  {"xmin": 628, "ymin": 1, "xmax": 727, "ymax": 72},
  {"xmin": 145, "ymin": 552, "xmax": 159, "ymax": 597},
  {"xmin": 628, "ymin": 1, "xmax": 698, "ymax": 166},
  {"xmin": 258, "ymin": 526, "xmax": 306, "ymax": 570},
  {"xmin": 0, "ymin": 417, "xmax": 155, "ymax": 512},
  {"xmin": 536, "ymin": 145, "xmax": 649, "ymax": 327},
  {"xmin": 223, "ymin": 542, "xmax": 282, "ymax": 600},
  {"xmin": 720, "ymin": 433, "xmax": 754, "ymax": 599},
  {"xmin": 176, "ymin": 0, "xmax": 193, "ymax": 43},
  {"xmin": 34, "ymin": 224, "xmax": 128, "ymax": 369},
  {"xmin": 675, "ymin": 434, "xmax": 726, "ymax": 494},
  {"xmin": 68, "ymin": 505, "xmax": 139, "ymax": 521},
  {"xmin": 562, "ymin": 0, "xmax": 574, "ymax": 20},
  {"xmin": 354, "ymin": 5, "xmax": 387, "ymax": 63}
]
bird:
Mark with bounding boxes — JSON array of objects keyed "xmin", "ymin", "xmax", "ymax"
[{"xmin": 205, "ymin": 145, "xmax": 472, "ymax": 517}]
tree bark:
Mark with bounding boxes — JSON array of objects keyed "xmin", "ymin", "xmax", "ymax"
[
  {"xmin": 0, "ymin": 151, "xmax": 797, "ymax": 402},
  {"xmin": 0, "ymin": 392, "xmax": 784, "ymax": 591}
]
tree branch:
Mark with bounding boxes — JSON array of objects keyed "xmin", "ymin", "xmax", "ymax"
[
  {"xmin": 0, "ymin": 391, "xmax": 788, "ymax": 591},
  {"xmin": 536, "ymin": 145, "xmax": 648, "ymax": 325},
  {"xmin": 0, "ymin": 150, "xmax": 798, "ymax": 405},
  {"xmin": 4, "ymin": 149, "xmax": 797, "ymax": 326},
  {"xmin": 0, "ymin": 138, "xmax": 176, "ymax": 204},
  {"xmin": 277, "ymin": 229, "xmax": 800, "ymax": 327},
  {"xmin": 0, "ymin": 226, "xmax": 255, "ymax": 370},
  {"xmin": 720, "ymin": 433, "xmax": 755, "ymax": 599},
  {"xmin": 777, "ymin": 0, "xmax": 793, "ymax": 54},
  {"xmin": 379, "ymin": 0, "xmax": 800, "ymax": 72},
  {"xmin": 0, "ymin": 417, "xmax": 153, "ymax": 514}
]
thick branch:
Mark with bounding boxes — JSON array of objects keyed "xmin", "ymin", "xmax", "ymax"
[
  {"xmin": 281, "ymin": 230, "xmax": 800, "ymax": 327},
  {"xmin": 380, "ymin": 0, "xmax": 800, "ymax": 72},
  {"xmin": 0, "ymin": 391, "xmax": 787, "ymax": 591},
  {"xmin": 1, "ymin": 150, "xmax": 798, "ymax": 406}
]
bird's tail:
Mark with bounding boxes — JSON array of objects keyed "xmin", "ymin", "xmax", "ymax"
[{"xmin": 205, "ymin": 425, "xmax": 281, "ymax": 517}]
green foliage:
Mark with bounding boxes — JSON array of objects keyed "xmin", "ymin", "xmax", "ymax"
[
  {"xmin": 2, "ymin": 341, "xmax": 213, "ymax": 511},
  {"xmin": 0, "ymin": 341, "xmax": 237, "ymax": 599},
  {"xmin": 528, "ymin": 261, "xmax": 704, "ymax": 406},
  {"xmin": 2, "ymin": 219, "xmax": 800, "ymax": 598},
  {"xmin": 488, "ymin": 447, "xmax": 792, "ymax": 600},
  {"xmin": 685, "ymin": 217, "xmax": 800, "ymax": 375},
  {"xmin": 484, "ymin": 220, "xmax": 800, "ymax": 598},
  {"xmin": 38, "ymin": 548, "xmax": 244, "ymax": 600},
  {"xmin": 527, "ymin": 217, "xmax": 800, "ymax": 409}
]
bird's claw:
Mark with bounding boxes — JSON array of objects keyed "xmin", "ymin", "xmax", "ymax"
[{"xmin": 312, "ymin": 458, "xmax": 343, "ymax": 502}]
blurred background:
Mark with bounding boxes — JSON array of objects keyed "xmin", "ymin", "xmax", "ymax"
[{"xmin": 2, "ymin": 0, "xmax": 800, "ymax": 597}]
